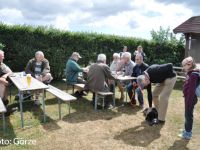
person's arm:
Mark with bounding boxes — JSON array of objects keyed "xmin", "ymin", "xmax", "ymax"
[
  {"xmin": 103, "ymin": 65, "xmax": 115, "ymax": 80},
  {"xmin": 146, "ymin": 83, "xmax": 152, "ymax": 107},
  {"xmin": 41, "ymin": 59, "xmax": 50, "ymax": 75},
  {"xmin": 71, "ymin": 61, "xmax": 83, "ymax": 72},
  {"xmin": 25, "ymin": 60, "xmax": 35, "ymax": 77}
]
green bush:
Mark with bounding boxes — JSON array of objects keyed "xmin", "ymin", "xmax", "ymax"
[{"xmin": 0, "ymin": 23, "xmax": 184, "ymax": 79}]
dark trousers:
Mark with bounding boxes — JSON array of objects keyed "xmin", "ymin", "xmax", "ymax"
[{"xmin": 185, "ymin": 97, "xmax": 198, "ymax": 132}]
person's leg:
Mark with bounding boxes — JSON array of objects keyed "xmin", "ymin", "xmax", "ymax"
[
  {"xmin": 185, "ymin": 97, "xmax": 198, "ymax": 133},
  {"xmin": 42, "ymin": 73, "xmax": 53, "ymax": 84},
  {"xmin": 0, "ymin": 83, "xmax": 9, "ymax": 106},
  {"xmin": 117, "ymin": 82, "xmax": 125, "ymax": 100},
  {"xmin": 158, "ymin": 76, "xmax": 177, "ymax": 121},
  {"xmin": 152, "ymin": 83, "xmax": 164, "ymax": 110},
  {"xmin": 136, "ymin": 87, "xmax": 143, "ymax": 107}
]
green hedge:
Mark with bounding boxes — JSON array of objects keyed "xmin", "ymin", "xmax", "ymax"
[{"xmin": 0, "ymin": 24, "xmax": 184, "ymax": 79}]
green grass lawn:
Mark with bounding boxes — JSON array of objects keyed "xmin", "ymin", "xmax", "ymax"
[{"xmin": 0, "ymin": 80, "xmax": 200, "ymax": 150}]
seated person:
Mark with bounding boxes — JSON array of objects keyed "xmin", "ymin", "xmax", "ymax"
[
  {"xmin": 66, "ymin": 52, "xmax": 88, "ymax": 97},
  {"xmin": 127, "ymin": 54, "xmax": 152, "ymax": 108},
  {"xmin": 84, "ymin": 54, "xmax": 115, "ymax": 109},
  {"xmin": 110, "ymin": 53, "xmax": 120, "ymax": 72},
  {"xmin": 109, "ymin": 53, "xmax": 120, "ymax": 92},
  {"xmin": 0, "ymin": 50, "xmax": 12, "ymax": 108},
  {"xmin": 25, "ymin": 51, "xmax": 53, "ymax": 105},
  {"xmin": 117, "ymin": 52, "xmax": 135, "ymax": 100}
]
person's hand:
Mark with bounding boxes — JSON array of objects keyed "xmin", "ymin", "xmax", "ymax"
[
  {"xmin": 0, "ymin": 77, "xmax": 9, "ymax": 86},
  {"xmin": 83, "ymin": 68, "xmax": 89, "ymax": 73}
]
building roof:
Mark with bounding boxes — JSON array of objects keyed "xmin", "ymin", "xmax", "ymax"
[{"xmin": 173, "ymin": 16, "xmax": 200, "ymax": 34}]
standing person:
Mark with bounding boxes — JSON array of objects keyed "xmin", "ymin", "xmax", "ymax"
[
  {"xmin": 0, "ymin": 50, "xmax": 12, "ymax": 107},
  {"xmin": 119, "ymin": 46, "xmax": 128, "ymax": 58},
  {"xmin": 117, "ymin": 52, "xmax": 135, "ymax": 100},
  {"xmin": 127, "ymin": 54, "xmax": 152, "ymax": 108},
  {"xmin": 137, "ymin": 63, "xmax": 176, "ymax": 125},
  {"xmin": 84, "ymin": 54, "xmax": 115, "ymax": 109},
  {"xmin": 179, "ymin": 57, "xmax": 199, "ymax": 140},
  {"xmin": 133, "ymin": 45, "xmax": 146, "ymax": 61},
  {"xmin": 66, "ymin": 52, "xmax": 88, "ymax": 97},
  {"xmin": 25, "ymin": 51, "xmax": 53, "ymax": 105}
]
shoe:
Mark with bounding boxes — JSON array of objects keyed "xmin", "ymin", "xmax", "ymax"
[
  {"xmin": 178, "ymin": 130, "xmax": 192, "ymax": 140},
  {"xmin": 73, "ymin": 91, "xmax": 82, "ymax": 98},
  {"xmin": 34, "ymin": 100, "xmax": 41, "ymax": 106},
  {"xmin": 149, "ymin": 118, "xmax": 165, "ymax": 126}
]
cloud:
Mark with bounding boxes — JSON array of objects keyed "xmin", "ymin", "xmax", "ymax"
[{"xmin": 0, "ymin": 0, "xmax": 197, "ymax": 39}]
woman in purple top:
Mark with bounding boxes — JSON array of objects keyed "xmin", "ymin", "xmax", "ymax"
[{"xmin": 179, "ymin": 56, "xmax": 199, "ymax": 140}]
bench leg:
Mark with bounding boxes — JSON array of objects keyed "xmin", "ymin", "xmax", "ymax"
[
  {"xmin": 2, "ymin": 113, "xmax": 6, "ymax": 133},
  {"xmin": 58, "ymin": 99, "xmax": 61, "ymax": 119},
  {"xmin": 113, "ymin": 85, "xmax": 116, "ymax": 107},
  {"xmin": 94, "ymin": 93, "xmax": 98, "ymax": 111},
  {"xmin": 42, "ymin": 89, "xmax": 46, "ymax": 123}
]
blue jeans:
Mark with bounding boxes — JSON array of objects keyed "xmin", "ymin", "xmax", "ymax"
[
  {"xmin": 185, "ymin": 96, "xmax": 198, "ymax": 132},
  {"xmin": 127, "ymin": 83, "xmax": 143, "ymax": 106}
]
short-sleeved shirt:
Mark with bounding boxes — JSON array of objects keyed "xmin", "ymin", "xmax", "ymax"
[{"xmin": 0, "ymin": 62, "xmax": 11, "ymax": 77}]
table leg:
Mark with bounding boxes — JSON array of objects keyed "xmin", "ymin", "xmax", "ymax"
[
  {"xmin": 2, "ymin": 113, "xmax": 6, "ymax": 133},
  {"xmin": 19, "ymin": 91, "xmax": 24, "ymax": 128},
  {"xmin": 42, "ymin": 89, "xmax": 46, "ymax": 123}
]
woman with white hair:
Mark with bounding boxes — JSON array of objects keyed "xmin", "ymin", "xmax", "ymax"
[
  {"xmin": 110, "ymin": 53, "xmax": 120, "ymax": 72},
  {"xmin": 179, "ymin": 56, "xmax": 199, "ymax": 140}
]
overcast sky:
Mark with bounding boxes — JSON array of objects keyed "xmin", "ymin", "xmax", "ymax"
[{"xmin": 0, "ymin": 0, "xmax": 199, "ymax": 39}]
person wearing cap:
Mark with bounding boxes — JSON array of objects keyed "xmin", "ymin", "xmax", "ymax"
[
  {"xmin": 25, "ymin": 51, "xmax": 53, "ymax": 105},
  {"xmin": 0, "ymin": 50, "xmax": 12, "ymax": 109},
  {"xmin": 127, "ymin": 54, "xmax": 152, "ymax": 108},
  {"xmin": 137, "ymin": 63, "xmax": 176, "ymax": 125},
  {"xmin": 66, "ymin": 52, "xmax": 88, "ymax": 97},
  {"xmin": 178, "ymin": 57, "xmax": 199, "ymax": 140}
]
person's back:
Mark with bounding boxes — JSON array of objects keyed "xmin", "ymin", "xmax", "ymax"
[
  {"xmin": 66, "ymin": 58, "xmax": 82, "ymax": 84},
  {"xmin": 146, "ymin": 63, "xmax": 176, "ymax": 83},
  {"xmin": 86, "ymin": 62, "xmax": 114, "ymax": 92}
]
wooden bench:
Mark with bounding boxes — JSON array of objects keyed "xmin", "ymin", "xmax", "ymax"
[
  {"xmin": 0, "ymin": 98, "xmax": 6, "ymax": 133},
  {"xmin": 46, "ymin": 85, "xmax": 77, "ymax": 119},
  {"xmin": 94, "ymin": 91, "xmax": 115, "ymax": 111},
  {"xmin": 62, "ymin": 78, "xmax": 85, "ymax": 94}
]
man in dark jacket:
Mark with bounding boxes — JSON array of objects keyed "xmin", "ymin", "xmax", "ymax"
[
  {"xmin": 25, "ymin": 51, "xmax": 53, "ymax": 105},
  {"xmin": 137, "ymin": 63, "xmax": 176, "ymax": 125},
  {"xmin": 127, "ymin": 54, "xmax": 152, "ymax": 108}
]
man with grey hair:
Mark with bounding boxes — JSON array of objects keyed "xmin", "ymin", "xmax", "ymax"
[
  {"xmin": 84, "ymin": 54, "xmax": 115, "ymax": 109},
  {"xmin": 117, "ymin": 52, "xmax": 135, "ymax": 100},
  {"xmin": 25, "ymin": 51, "xmax": 53, "ymax": 105},
  {"xmin": 137, "ymin": 63, "xmax": 176, "ymax": 125},
  {"xmin": 0, "ymin": 50, "xmax": 12, "ymax": 108}
]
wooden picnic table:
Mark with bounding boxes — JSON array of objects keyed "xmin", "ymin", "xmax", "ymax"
[{"xmin": 9, "ymin": 73, "xmax": 48, "ymax": 128}]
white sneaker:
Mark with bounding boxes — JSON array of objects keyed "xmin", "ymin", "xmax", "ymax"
[{"xmin": 34, "ymin": 100, "xmax": 41, "ymax": 106}]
